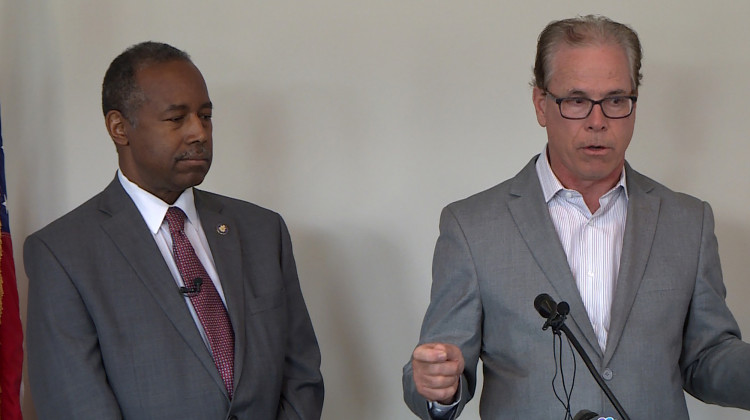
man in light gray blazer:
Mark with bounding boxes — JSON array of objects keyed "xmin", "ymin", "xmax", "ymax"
[
  {"xmin": 25, "ymin": 42, "xmax": 323, "ymax": 419},
  {"xmin": 403, "ymin": 15, "xmax": 750, "ymax": 419}
]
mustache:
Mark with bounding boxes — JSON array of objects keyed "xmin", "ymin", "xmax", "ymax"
[{"xmin": 176, "ymin": 146, "xmax": 211, "ymax": 160}]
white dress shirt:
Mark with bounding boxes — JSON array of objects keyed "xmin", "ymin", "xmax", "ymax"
[
  {"xmin": 118, "ymin": 171, "xmax": 228, "ymax": 351},
  {"xmin": 535, "ymin": 149, "xmax": 628, "ymax": 351}
]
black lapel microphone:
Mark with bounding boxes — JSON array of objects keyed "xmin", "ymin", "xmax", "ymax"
[{"xmin": 179, "ymin": 277, "xmax": 203, "ymax": 296}]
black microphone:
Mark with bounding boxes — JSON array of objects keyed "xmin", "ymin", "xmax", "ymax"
[
  {"xmin": 534, "ymin": 293, "xmax": 568, "ymax": 332},
  {"xmin": 534, "ymin": 293, "xmax": 558, "ymax": 319},
  {"xmin": 557, "ymin": 301, "xmax": 570, "ymax": 316},
  {"xmin": 179, "ymin": 277, "xmax": 203, "ymax": 296},
  {"xmin": 533, "ymin": 293, "xmax": 631, "ymax": 420},
  {"xmin": 573, "ymin": 409, "xmax": 600, "ymax": 420}
]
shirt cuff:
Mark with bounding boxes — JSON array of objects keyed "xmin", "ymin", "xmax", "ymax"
[
  {"xmin": 426, "ymin": 379, "xmax": 461, "ymax": 419},
  {"xmin": 428, "ymin": 399, "xmax": 458, "ymax": 418}
]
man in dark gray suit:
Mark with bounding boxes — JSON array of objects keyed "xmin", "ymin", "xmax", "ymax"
[
  {"xmin": 403, "ymin": 15, "xmax": 750, "ymax": 419},
  {"xmin": 25, "ymin": 42, "xmax": 324, "ymax": 419}
]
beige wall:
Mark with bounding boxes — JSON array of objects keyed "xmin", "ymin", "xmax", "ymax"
[{"xmin": 2, "ymin": 1, "xmax": 749, "ymax": 419}]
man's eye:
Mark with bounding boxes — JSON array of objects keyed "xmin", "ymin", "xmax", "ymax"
[
  {"xmin": 201, "ymin": 114, "xmax": 212, "ymax": 120},
  {"xmin": 564, "ymin": 98, "xmax": 588, "ymax": 106},
  {"xmin": 167, "ymin": 116, "xmax": 185, "ymax": 122}
]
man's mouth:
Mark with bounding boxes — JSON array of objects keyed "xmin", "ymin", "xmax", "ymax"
[
  {"xmin": 178, "ymin": 155, "xmax": 209, "ymax": 161},
  {"xmin": 176, "ymin": 149, "xmax": 211, "ymax": 161}
]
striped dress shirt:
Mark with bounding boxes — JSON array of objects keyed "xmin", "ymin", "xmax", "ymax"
[{"xmin": 535, "ymin": 150, "xmax": 628, "ymax": 351}]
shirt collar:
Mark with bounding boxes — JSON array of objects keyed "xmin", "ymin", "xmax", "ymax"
[
  {"xmin": 117, "ymin": 170, "xmax": 200, "ymax": 234},
  {"xmin": 535, "ymin": 145, "xmax": 628, "ymax": 203}
]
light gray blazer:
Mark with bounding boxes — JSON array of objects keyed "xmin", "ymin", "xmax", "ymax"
[
  {"xmin": 403, "ymin": 156, "xmax": 750, "ymax": 419},
  {"xmin": 25, "ymin": 178, "xmax": 324, "ymax": 420}
]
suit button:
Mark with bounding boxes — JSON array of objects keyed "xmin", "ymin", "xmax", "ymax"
[{"xmin": 602, "ymin": 368, "xmax": 613, "ymax": 381}]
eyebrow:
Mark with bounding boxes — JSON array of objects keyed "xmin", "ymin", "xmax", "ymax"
[
  {"xmin": 566, "ymin": 88, "xmax": 631, "ymax": 97},
  {"xmin": 163, "ymin": 101, "xmax": 214, "ymax": 113}
]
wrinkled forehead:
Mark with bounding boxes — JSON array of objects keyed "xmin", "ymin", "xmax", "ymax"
[{"xmin": 546, "ymin": 43, "xmax": 634, "ymax": 94}]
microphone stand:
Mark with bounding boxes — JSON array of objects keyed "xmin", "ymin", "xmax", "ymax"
[{"xmin": 546, "ymin": 309, "xmax": 631, "ymax": 420}]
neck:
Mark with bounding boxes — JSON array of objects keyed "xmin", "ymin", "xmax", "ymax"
[
  {"xmin": 118, "ymin": 169, "xmax": 184, "ymax": 205},
  {"xmin": 566, "ymin": 174, "xmax": 621, "ymax": 213}
]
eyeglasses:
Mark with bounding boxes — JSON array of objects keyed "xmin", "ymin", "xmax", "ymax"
[{"xmin": 545, "ymin": 91, "xmax": 637, "ymax": 120}]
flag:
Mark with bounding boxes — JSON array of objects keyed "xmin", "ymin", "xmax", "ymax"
[{"xmin": 0, "ymin": 102, "xmax": 24, "ymax": 420}]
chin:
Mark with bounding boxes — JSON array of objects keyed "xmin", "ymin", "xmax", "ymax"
[
  {"xmin": 582, "ymin": 168, "xmax": 621, "ymax": 183},
  {"xmin": 179, "ymin": 173, "xmax": 208, "ymax": 189}
]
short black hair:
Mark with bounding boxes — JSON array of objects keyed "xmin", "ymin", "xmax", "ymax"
[{"xmin": 102, "ymin": 41, "xmax": 192, "ymax": 124}]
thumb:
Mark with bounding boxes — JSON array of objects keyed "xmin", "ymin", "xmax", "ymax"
[{"xmin": 438, "ymin": 343, "xmax": 463, "ymax": 363}]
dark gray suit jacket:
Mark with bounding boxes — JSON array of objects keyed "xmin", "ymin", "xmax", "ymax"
[
  {"xmin": 403, "ymin": 156, "xmax": 750, "ymax": 419},
  {"xmin": 25, "ymin": 178, "xmax": 324, "ymax": 419}
]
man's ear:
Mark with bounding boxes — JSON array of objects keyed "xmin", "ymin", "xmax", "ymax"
[
  {"xmin": 532, "ymin": 87, "xmax": 548, "ymax": 128},
  {"xmin": 105, "ymin": 110, "xmax": 129, "ymax": 146}
]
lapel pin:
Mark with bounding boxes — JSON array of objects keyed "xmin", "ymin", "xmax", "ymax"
[{"xmin": 216, "ymin": 223, "xmax": 229, "ymax": 235}]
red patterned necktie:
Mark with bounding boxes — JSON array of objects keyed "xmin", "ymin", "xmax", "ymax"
[{"xmin": 165, "ymin": 206, "xmax": 235, "ymax": 399}]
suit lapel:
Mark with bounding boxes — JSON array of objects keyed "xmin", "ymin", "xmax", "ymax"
[
  {"xmin": 97, "ymin": 179, "xmax": 228, "ymax": 398},
  {"xmin": 507, "ymin": 158, "xmax": 602, "ymax": 356},
  {"xmin": 194, "ymin": 190, "xmax": 248, "ymax": 395},
  {"xmin": 603, "ymin": 166, "xmax": 659, "ymax": 364}
]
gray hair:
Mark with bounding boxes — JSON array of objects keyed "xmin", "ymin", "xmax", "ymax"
[{"xmin": 532, "ymin": 15, "xmax": 643, "ymax": 92}]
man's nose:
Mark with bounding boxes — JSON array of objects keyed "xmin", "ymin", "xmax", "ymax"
[
  {"xmin": 184, "ymin": 114, "xmax": 211, "ymax": 142},
  {"xmin": 586, "ymin": 103, "xmax": 607, "ymax": 131}
]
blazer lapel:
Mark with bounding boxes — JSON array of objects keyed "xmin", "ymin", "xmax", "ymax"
[
  {"xmin": 507, "ymin": 158, "xmax": 602, "ymax": 357},
  {"xmin": 603, "ymin": 166, "xmax": 660, "ymax": 364},
  {"xmin": 194, "ymin": 190, "xmax": 248, "ymax": 395},
  {"xmin": 97, "ymin": 179, "xmax": 227, "ymax": 397}
]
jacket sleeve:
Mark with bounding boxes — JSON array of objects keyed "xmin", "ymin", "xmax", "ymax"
[
  {"xmin": 680, "ymin": 202, "xmax": 750, "ymax": 409},
  {"xmin": 403, "ymin": 206, "xmax": 482, "ymax": 419},
  {"xmin": 24, "ymin": 233, "xmax": 124, "ymax": 419},
  {"xmin": 276, "ymin": 216, "xmax": 325, "ymax": 419}
]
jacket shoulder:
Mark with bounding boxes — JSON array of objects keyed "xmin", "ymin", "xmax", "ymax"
[
  {"xmin": 194, "ymin": 190, "xmax": 286, "ymax": 225},
  {"xmin": 626, "ymin": 166, "xmax": 708, "ymax": 212},
  {"xmin": 445, "ymin": 156, "xmax": 539, "ymax": 218},
  {"xmin": 27, "ymin": 190, "xmax": 111, "ymax": 242}
]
